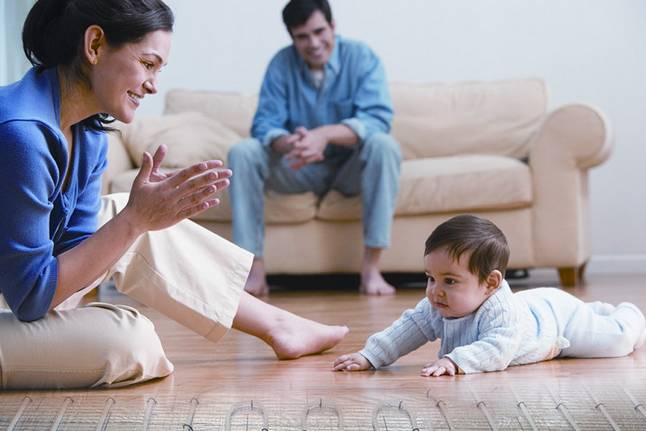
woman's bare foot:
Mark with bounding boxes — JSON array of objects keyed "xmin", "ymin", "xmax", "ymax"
[
  {"xmin": 233, "ymin": 291, "xmax": 349, "ymax": 360},
  {"xmin": 244, "ymin": 258, "xmax": 269, "ymax": 297},
  {"xmin": 265, "ymin": 315, "xmax": 349, "ymax": 360}
]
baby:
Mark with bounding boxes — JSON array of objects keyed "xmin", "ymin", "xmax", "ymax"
[{"xmin": 334, "ymin": 215, "xmax": 646, "ymax": 376}]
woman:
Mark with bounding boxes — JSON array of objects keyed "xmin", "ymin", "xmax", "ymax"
[{"xmin": 0, "ymin": 0, "xmax": 347, "ymax": 389}]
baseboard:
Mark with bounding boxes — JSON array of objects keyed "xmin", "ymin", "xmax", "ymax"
[{"xmin": 586, "ymin": 254, "xmax": 646, "ymax": 274}]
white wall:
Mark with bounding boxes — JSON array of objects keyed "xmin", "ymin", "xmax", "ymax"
[
  {"xmin": 154, "ymin": 0, "xmax": 646, "ymax": 272},
  {"xmin": 3, "ymin": 0, "xmax": 645, "ymax": 271},
  {"xmin": 0, "ymin": 0, "xmax": 9, "ymax": 85},
  {"xmin": 0, "ymin": 0, "xmax": 7, "ymax": 85},
  {"xmin": 0, "ymin": 0, "xmax": 34, "ymax": 85}
]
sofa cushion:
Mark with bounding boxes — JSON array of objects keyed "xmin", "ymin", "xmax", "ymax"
[
  {"xmin": 164, "ymin": 90, "xmax": 258, "ymax": 138},
  {"xmin": 119, "ymin": 112, "xmax": 241, "ymax": 168},
  {"xmin": 109, "ymin": 170, "xmax": 318, "ymax": 224},
  {"xmin": 390, "ymin": 79, "xmax": 546, "ymax": 160},
  {"xmin": 317, "ymin": 155, "xmax": 532, "ymax": 221},
  {"xmin": 161, "ymin": 80, "xmax": 545, "ymax": 161}
]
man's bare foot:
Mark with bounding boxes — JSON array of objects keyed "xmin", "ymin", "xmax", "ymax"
[
  {"xmin": 265, "ymin": 315, "xmax": 349, "ymax": 360},
  {"xmin": 244, "ymin": 258, "xmax": 269, "ymax": 297},
  {"xmin": 360, "ymin": 247, "xmax": 396, "ymax": 295},
  {"xmin": 359, "ymin": 269, "xmax": 396, "ymax": 295}
]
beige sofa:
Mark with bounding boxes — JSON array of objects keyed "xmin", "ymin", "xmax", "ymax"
[{"xmin": 104, "ymin": 78, "xmax": 612, "ymax": 286}]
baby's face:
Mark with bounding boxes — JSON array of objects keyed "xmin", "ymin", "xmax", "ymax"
[{"xmin": 424, "ymin": 248, "xmax": 493, "ymax": 318}]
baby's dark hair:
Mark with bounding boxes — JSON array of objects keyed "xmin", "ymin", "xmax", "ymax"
[{"xmin": 424, "ymin": 215, "xmax": 510, "ymax": 282}]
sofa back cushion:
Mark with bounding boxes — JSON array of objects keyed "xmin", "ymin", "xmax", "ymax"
[
  {"xmin": 390, "ymin": 79, "xmax": 547, "ymax": 160},
  {"xmin": 164, "ymin": 90, "xmax": 258, "ymax": 138},
  {"xmin": 162, "ymin": 79, "xmax": 546, "ymax": 161},
  {"xmin": 120, "ymin": 111, "xmax": 241, "ymax": 168}
]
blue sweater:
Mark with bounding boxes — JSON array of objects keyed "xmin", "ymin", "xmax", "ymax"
[{"xmin": 0, "ymin": 68, "xmax": 108, "ymax": 321}]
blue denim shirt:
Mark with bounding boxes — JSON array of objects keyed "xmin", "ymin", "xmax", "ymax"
[{"xmin": 251, "ymin": 36, "xmax": 393, "ymax": 146}]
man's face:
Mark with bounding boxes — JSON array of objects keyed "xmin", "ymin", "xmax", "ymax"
[{"xmin": 290, "ymin": 10, "xmax": 335, "ymax": 70}]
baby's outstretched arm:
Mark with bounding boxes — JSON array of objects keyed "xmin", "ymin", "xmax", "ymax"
[
  {"xmin": 333, "ymin": 352, "xmax": 372, "ymax": 371},
  {"xmin": 421, "ymin": 357, "xmax": 458, "ymax": 377}
]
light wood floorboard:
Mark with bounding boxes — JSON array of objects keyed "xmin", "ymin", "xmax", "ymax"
[{"xmin": 2, "ymin": 272, "xmax": 646, "ymax": 430}]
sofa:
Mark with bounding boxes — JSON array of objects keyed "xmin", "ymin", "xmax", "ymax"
[{"xmin": 104, "ymin": 78, "xmax": 612, "ymax": 286}]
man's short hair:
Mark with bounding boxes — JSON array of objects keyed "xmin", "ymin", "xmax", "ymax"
[
  {"xmin": 424, "ymin": 215, "xmax": 510, "ymax": 282},
  {"xmin": 282, "ymin": 0, "xmax": 333, "ymax": 34}
]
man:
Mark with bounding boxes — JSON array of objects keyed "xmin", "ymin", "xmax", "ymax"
[{"xmin": 228, "ymin": 0, "xmax": 401, "ymax": 296}]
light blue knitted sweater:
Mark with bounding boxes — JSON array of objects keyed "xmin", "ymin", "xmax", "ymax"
[{"xmin": 360, "ymin": 281, "xmax": 570, "ymax": 373}]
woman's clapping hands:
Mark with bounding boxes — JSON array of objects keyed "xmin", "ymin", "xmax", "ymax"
[{"xmin": 123, "ymin": 145, "xmax": 232, "ymax": 234}]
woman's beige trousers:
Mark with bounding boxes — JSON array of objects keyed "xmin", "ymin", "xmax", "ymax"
[{"xmin": 0, "ymin": 193, "xmax": 252, "ymax": 389}]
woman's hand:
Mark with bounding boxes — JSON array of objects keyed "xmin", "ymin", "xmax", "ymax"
[
  {"xmin": 148, "ymin": 145, "xmax": 174, "ymax": 182},
  {"xmin": 333, "ymin": 352, "xmax": 372, "ymax": 371},
  {"xmin": 122, "ymin": 146, "xmax": 232, "ymax": 234}
]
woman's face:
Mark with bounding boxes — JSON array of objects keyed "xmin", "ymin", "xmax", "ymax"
[{"xmin": 90, "ymin": 30, "xmax": 172, "ymax": 123}]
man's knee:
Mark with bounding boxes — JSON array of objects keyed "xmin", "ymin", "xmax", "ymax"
[
  {"xmin": 362, "ymin": 133, "xmax": 402, "ymax": 164},
  {"xmin": 227, "ymin": 138, "xmax": 265, "ymax": 167}
]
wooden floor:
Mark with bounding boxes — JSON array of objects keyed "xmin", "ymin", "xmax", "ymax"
[{"xmin": 2, "ymin": 271, "xmax": 646, "ymax": 430}]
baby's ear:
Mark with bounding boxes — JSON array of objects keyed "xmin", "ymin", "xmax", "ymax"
[{"xmin": 484, "ymin": 270, "xmax": 503, "ymax": 296}]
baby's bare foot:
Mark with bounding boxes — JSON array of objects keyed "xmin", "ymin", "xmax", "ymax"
[
  {"xmin": 266, "ymin": 317, "xmax": 349, "ymax": 360},
  {"xmin": 635, "ymin": 327, "xmax": 646, "ymax": 350}
]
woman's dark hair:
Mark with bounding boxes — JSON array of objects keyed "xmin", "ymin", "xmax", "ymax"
[
  {"xmin": 22, "ymin": 0, "xmax": 174, "ymax": 132},
  {"xmin": 282, "ymin": 0, "xmax": 332, "ymax": 35},
  {"xmin": 424, "ymin": 215, "xmax": 510, "ymax": 282}
]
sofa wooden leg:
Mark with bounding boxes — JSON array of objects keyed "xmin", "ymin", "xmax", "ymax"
[
  {"xmin": 558, "ymin": 263, "xmax": 587, "ymax": 287},
  {"xmin": 578, "ymin": 261, "xmax": 588, "ymax": 284},
  {"xmin": 558, "ymin": 267, "xmax": 578, "ymax": 286},
  {"xmin": 84, "ymin": 287, "xmax": 99, "ymax": 300}
]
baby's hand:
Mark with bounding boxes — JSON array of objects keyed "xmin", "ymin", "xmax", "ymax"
[
  {"xmin": 333, "ymin": 352, "xmax": 371, "ymax": 371},
  {"xmin": 421, "ymin": 357, "xmax": 458, "ymax": 377}
]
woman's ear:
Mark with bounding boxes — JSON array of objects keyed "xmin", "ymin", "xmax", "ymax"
[
  {"xmin": 484, "ymin": 270, "xmax": 503, "ymax": 296},
  {"xmin": 84, "ymin": 25, "xmax": 105, "ymax": 65}
]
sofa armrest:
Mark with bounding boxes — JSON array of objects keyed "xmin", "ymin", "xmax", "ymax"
[
  {"xmin": 103, "ymin": 128, "xmax": 135, "ymax": 195},
  {"xmin": 529, "ymin": 104, "xmax": 613, "ymax": 267},
  {"xmin": 530, "ymin": 104, "xmax": 612, "ymax": 170}
]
